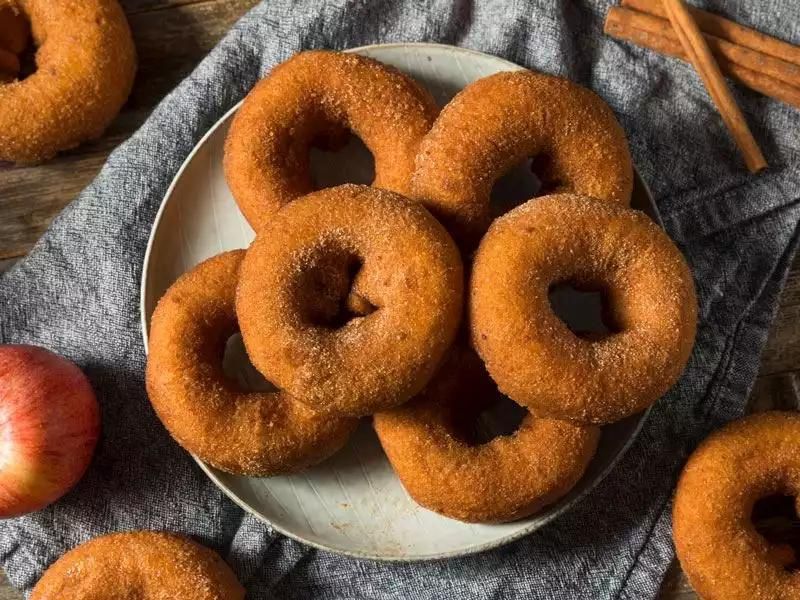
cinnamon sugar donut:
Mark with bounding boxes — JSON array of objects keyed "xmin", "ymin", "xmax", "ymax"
[
  {"xmin": 471, "ymin": 193, "xmax": 696, "ymax": 425},
  {"xmin": 413, "ymin": 70, "xmax": 633, "ymax": 248},
  {"xmin": 673, "ymin": 412, "xmax": 800, "ymax": 600},
  {"xmin": 30, "ymin": 531, "xmax": 244, "ymax": 599},
  {"xmin": 236, "ymin": 184, "xmax": 464, "ymax": 417},
  {"xmin": 146, "ymin": 250, "xmax": 357, "ymax": 476},
  {"xmin": 374, "ymin": 348, "xmax": 600, "ymax": 523},
  {"xmin": 0, "ymin": 0, "xmax": 136, "ymax": 163},
  {"xmin": 224, "ymin": 50, "xmax": 439, "ymax": 231}
]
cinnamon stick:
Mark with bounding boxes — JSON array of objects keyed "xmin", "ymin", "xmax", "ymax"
[
  {"xmin": 661, "ymin": 0, "xmax": 766, "ymax": 173},
  {"xmin": 609, "ymin": 7, "xmax": 800, "ymax": 89},
  {"xmin": 622, "ymin": 0, "xmax": 800, "ymax": 67},
  {"xmin": 604, "ymin": 10, "xmax": 800, "ymax": 110}
]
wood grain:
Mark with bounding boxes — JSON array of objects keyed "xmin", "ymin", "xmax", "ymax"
[{"xmin": 1, "ymin": 1, "xmax": 798, "ymax": 599}]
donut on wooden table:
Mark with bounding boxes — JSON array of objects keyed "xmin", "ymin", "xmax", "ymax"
[
  {"xmin": 30, "ymin": 531, "xmax": 245, "ymax": 599},
  {"xmin": 224, "ymin": 50, "xmax": 439, "ymax": 232},
  {"xmin": 470, "ymin": 193, "xmax": 696, "ymax": 425},
  {"xmin": 673, "ymin": 411, "xmax": 800, "ymax": 600},
  {"xmin": 146, "ymin": 250, "xmax": 358, "ymax": 476},
  {"xmin": 374, "ymin": 347, "xmax": 600, "ymax": 523},
  {"xmin": 412, "ymin": 70, "xmax": 633, "ymax": 249},
  {"xmin": 236, "ymin": 184, "xmax": 464, "ymax": 417},
  {"xmin": 0, "ymin": 0, "xmax": 136, "ymax": 163}
]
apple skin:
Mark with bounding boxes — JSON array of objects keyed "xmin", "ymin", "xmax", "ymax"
[{"xmin": 0, "ymin": 345, "xmax": 100, "ymax": 517}]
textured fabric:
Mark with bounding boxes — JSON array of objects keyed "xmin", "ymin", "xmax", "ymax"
[{"xmin": 1, "ymin": 1, "xmax": 799, "ymax": 598}]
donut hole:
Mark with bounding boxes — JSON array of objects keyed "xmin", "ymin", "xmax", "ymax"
[
  {"xmin": 309, "ymin": 129, "xmax": 375, "ymax": 189},
  {"xmin": 530, "ymin": 154, "xmax": 565, "ymax": 195},
  {"xmin": 449, "ymin": 389, "xmax": 527, "ymax": 447},
  {"xmin": 0, "ymin": 7, "xmax": 33, "ymax": 82},
  {"xmin": 221, "ymin": 332, "xmax": 279, "ymax": 393},
  {"xmin": 292, "ymin": 246, "xmax": 377, "ymax": 329},
  {"xmin": 751, "ymin": 493, "xmax": 800, "ymax": 572},
  {"xmin": 490, "ymin": 157, "xmax": 542, "ymax": 218},
  {"xmin": 548, "ymin": 280, "xmax": 621, "ymax": 339}
]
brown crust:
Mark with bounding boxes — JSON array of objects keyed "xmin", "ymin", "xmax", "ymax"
[
  {"xmin": 673, "ymin": 412, "xmax": 800, "ymax": 600},
  {"xmin": 0, "ymin": 0, "xmax": 136, "ymax": 163},
  {"xmin": 236, "ymin": 184, "xmax": 464, "ymax": 417},
  {"xmin": 223, "ymin": 50, "xmax": 439, "ymax": 232},
  {"xmin": 146, "ymin": 250, "xmax": 358, "ymax": 476},
  {"xmin": 30, "ymin": 531, "xmax": 245, "ymax": 599},
  {"xmin": 412, "ymin": 70, "xmax": 633, "ymax": 249},
  {"xmin": 470, "ymin": 193, "xmax": 697, "ymax": 425},
  {"xmin": 374, "ymin": 348, "xmax": 600, "ymax": 523}
]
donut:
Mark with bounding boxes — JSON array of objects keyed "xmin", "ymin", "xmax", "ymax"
[
  {"xmin": 224, "ymin": 50, "xmax": 439, "ymax": 231},
  {"xmin": 374, "ymin": 347, "xmax": 600, "ymax": 523},
  {"xmin": 0, "ymin": 0, "xmax": 136, "ymax": 163},
  {"xmin": 236, "ymin": 184, "xmax": 464, "ymax": 417},
  {"xmin": 673, "ymin": 412, "xmax": 800, "ymax": 600},
  {"xmin": 470, "ymin": 193, "xmax": 696, "ymax": 425},
  {"xmin": 146, "ymin": 250, "xmax": 358, "ymax": 476},
  {"xmin": 30, "ymin": 531, "xmax": 244, "ymax": 599},
  {"xmin": 412, "ymin": 70, "xmax": 633, "ymax": 249}
]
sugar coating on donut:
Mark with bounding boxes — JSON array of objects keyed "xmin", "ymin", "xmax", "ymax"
[
  {"xmin": 236, "ymin": 184, "xmax": 464, "ymax": 417},
  {"xmin": 375, "ymin": 347, "xmax": 600, "ymax": 523},
  {"xmin": 673, "ymin": 411, "xmax": 800, "ymax": 600},
  {"xmin": 470, "ymin": 193, "xmax": 697, "ymax": 425},
  {"xmin": 0, "ymin": 0, "xmax": 136, "ymax": 163},
  {"xmin": 412, "ymin": 69, "xmax": 633, "ymax": 249},
  {"xmin": 30, "ymin": 531, "xmax": 244, "ymax": 599},
  {"xmin": 224, "ymin": 50, "xmax": 439, "ymax": 231},
  {"xmin": 146, "ymin": 250, "xmax": 358, "ymax": 476}
]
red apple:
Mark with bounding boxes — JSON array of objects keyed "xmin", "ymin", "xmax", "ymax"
[{"xmin": 0, "ymin": 345, "xmax": 100, "ymax": 517}]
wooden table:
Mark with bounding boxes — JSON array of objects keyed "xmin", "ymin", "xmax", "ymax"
[{"xmin": 2, "ymin": 1, "xmax": 798, "ymax": 597}]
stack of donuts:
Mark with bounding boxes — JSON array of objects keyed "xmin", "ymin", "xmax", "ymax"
[{"xmin": 146, "ymin": 50, "xmax": 698, "ymax": 525}]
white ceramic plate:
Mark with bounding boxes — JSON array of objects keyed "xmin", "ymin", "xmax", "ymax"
[{"xmin": 141, "ymin": 43, "xmax": 656, "ymax": 561}]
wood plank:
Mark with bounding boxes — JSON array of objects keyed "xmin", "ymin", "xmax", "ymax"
[
  {"xmin": 123, "ymin": 0, "xmax": 218, "ymax": 13},
  {"xmin": 0, "ymin": 573, "xmax": 19, "ymax": 600},
  {"xmin": 759, "ymin": 303, "xmax": 800, "ymax": 376},
  {"xmin": 0, "ymin": 258, "xmax": 18, "ymax": 273},
  {"xmin": 660, "ymin": 563, "xmax": 696, "ymax": 599},
  {"xmin": 0, "ymin": 0, "xmax": 259, "ymax": 260},
  {"xmin": 754, "ymin": 250, "xmax": 800, "ymax": 375}
]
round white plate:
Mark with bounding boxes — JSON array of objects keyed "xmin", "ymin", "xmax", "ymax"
[{"xmin": 141, "ymin": 43, "xmax": 656, "ymax": 561}]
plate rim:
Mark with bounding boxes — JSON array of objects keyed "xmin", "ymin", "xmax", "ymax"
[{"xmin": 139, "ymin": 41, "xmax": 654, "ymax": 562}]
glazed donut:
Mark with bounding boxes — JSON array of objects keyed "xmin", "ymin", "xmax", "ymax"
[
  {"xmin": 673, "ymin": 412, "xmax": 800, "ymax": 600},
  {"xmin": 413, "ymin": 70, "xmax": 633, "ymax": 248},
  {"xmin": 30, "ymin": 531, "xmax": 244, "ymax": 599},
  {"xmin": 236, "ymin": 184, "xmax": 464, "ymax": 417},
  {"xmin": 374, "ymin": 348, "xmax": 600, "ymax": 523},
  {"xmin": 471, "ymin": 193, "xmax": 696, "ymax": 425},
  {"xmin": 0, "ymin": 0, "xmax": 136, "ymax": 163},
  {"xmin": 146, "ymin": 250, "xmax": 357, "ymax": 476},
  {"xmin": 224, "ymin": 50, "xmax": 439, "ymax": 231}
]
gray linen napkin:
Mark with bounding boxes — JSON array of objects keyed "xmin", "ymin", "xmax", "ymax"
[{"xmin": 1, "ymin": 1, "xmax": 799, "ymax": 598}]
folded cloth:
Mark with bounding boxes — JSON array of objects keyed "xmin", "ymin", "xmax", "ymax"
[{"xmin": 1, "ymin": 1, "xmax": 799, "ymax": 598}]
